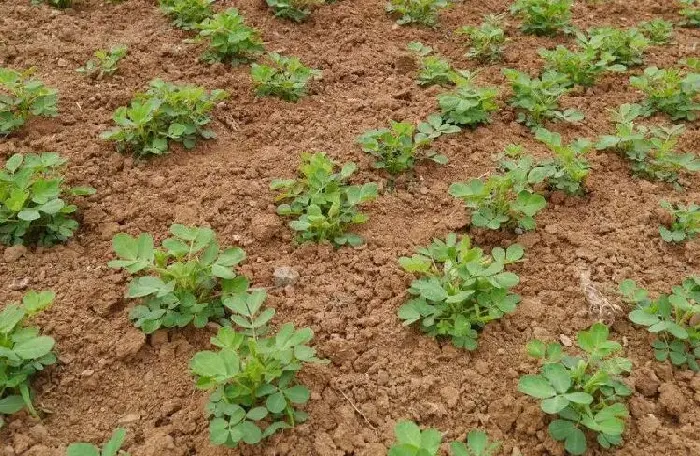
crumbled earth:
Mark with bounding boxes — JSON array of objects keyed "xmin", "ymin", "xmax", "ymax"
[{"xmin": 1, "ymin": 0, "xmax": 699, "ymax": 455}]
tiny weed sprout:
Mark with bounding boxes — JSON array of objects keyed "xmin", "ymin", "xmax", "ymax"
[
  {"xmin": 196, "ymin": 8, "xmax": 265, "ymax": 65},
  {"xmin": 658, "ymin": 201, "xmax": 700, "ymax": 243},
  {"xmin": 639, "ymin": 19, "xmax": 673, "ymax": 45},
  {"xmin": 389, "ymin": 421, "xmax": 501, "ymax": 456},
  {"xmin": 680, "ymin": 0, "xmax": 700, "ymax": 28},
  {"xmin": 450, "ymin": 155, "xmax": 547, "ymax": 231},
  {"xmin": 386, "ymin": 0, "xmax": 449, "ymax": 27},
  {"xmin": 398, "ymin": 233, "xmax": 524, "ymax": 350},
  {"xmin": 266, "ymin": 0, "xmax": 324, "ymax": 22},
  {"xmin": 620, "ymin": 278, "xmax": 699, "ymax": 371},
  {"xmin": 356, "ymin": 121, "xmax": 447, "ymax": 176},
  {"xmin": 518, "ymin": 323, "xmax": 632, "ymax": 455},
  {"xmin": 581, "ymin": 27, "xmax": 650, "ymax": 67},
  {"xmin": 271, "ymin": 152, "xmax": 378, "ymax": 247},
  {"xmin": 159, "ymin": 0, "xmax": 215, "ymax": 30},
  {"xmin": 109, "ymin": 224, "xmax": 249, "ymax": 333},
  {"xmin": 0, "ymin": 67, "xmax": 58, "ymax": 136},
  {"xmin": 533, "ymin": 128, "xmax": 592, "ymax": 196},
  {"xmin": 437, "ymin": 77, "xmax": 500, "ymax": 128},
  {"xmin": 190, "ymin": 292, "xmax": 326, "ymax": 448},
  {"xmin": 457, "ymin": 14, "xmax": 507, "ymax": 63},
  {"xmin": 77, "ymin": 45, "xmax": 127, "ymax": 80},
  {"xmin": 596, "ymin": 103, "xmax": 700, "ymax": 186},
  {"xmin": 0, "ymin": 153, "xmax": 95, "ymax": 246},
  {"xmin": 539, "ymin": 45, "xmax": 621, "ymax": 88},
  {"xmin": 406, "ymin": 42, "xmax": 455, "ymax": 87},
  {"xmin": 509, "ymin": 0, "xmax": 572, "ymax": 36},
  {"xmin": 0, "ymin": 291, "xmax": 56, "ymax": 429},
  {"xmin": 67, "ymin": 428, "xmax": 129, "ymax": 456},
  {"xmin": 251, "ymin": 53, "xmax": 321, "ymax": 102},
  {"xmin": 101, "ymin": 79, "xmax": 227, "ymax": 157},
  {"xmin": 504, "ymin": 69, "xmax": 583, "ymax": 128},
  {"xmin": 629, "ymin": 66, "xmax": 700, "ymax": 121}
]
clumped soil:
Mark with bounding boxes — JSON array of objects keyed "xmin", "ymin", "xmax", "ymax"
[{"xmin": 1, "ymin": 0, "xmax": 699, "ymax": 455}]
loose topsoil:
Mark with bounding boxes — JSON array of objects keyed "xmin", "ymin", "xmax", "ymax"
[{"xmin": 0, "ymin": 0, "xmax": 699, "ymax": 455}]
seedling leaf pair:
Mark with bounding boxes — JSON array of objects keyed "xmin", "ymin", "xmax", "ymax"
[{"xmin": 66, "ymin": 428, "xmax": 129, "ymax": 456}]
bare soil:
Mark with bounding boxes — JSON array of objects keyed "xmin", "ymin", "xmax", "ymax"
[{"xmin": 0, "ymin": 0, "xmax": 699, "ymax": 455}]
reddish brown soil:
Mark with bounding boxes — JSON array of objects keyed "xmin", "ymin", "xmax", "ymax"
[{"xmin": 1, "ymin": 0, "xmax": 699, "ymax": 455}]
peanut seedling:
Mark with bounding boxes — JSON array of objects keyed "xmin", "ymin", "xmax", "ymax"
[
  {"xmin": 251, "ymin": 53, "xmax": 321, "ymax": 102},
  {"xmin": 67, "ymin": 428, "xmax": 129, "ymax": 456},
  {"xmin": 0, "ymin": 67, "xmax": 57, "ymax": 136},
  {"xmin": 77, "ymin": 45, "xmax": 127, "ymax": 80},
  {"xmin": 457, "ymin": 14, "xmax": 507, "ymax": 63},
  {"xmin": 639, "ymin": 19, "xmax": 673, "ymax": 45},
  {"xmin": 532, "ymin": 128, "xmax": 592, "ymax": 195},
  {"xmin": 406, "ymin": 42, "xmax": 458, "ymax": 87},
  {"xmin": 386, "ymin": 0, "xmax": 449, "ymax": 27},
  {"xmin": 159, "ymin": 0, "xmax": 215, "ymax": 30},
  {"xmin": 196, "ymin": 8, "xmax": 265, "ymax": 65},
  {"xmin": 389, "ymin": 420, "xmax": 501, "ymax": 456},
  {"xmin": 437, "ymin": 76, "xmax": 500, "ymax": 128},
  {"xmin": 539, "ymin": 45, "xmax": 622, "ymax": 88},
  {"xmin": 266, "ymin": 0, "xmax": 324, "ymax": 22},
  {"xmin": 629, "ymin": 66, "xmax": 700, "ymax": 121},
  {"xmin": 580, "ymin": 27, "xmax": 650, "ymax": 67},
  {"xmin": 509, "ymin": 0, "xmax": 573, "ymax": 36},
  {"xmin": 658, "ymin": 201, "xmax": 700, "ymax": 243},
  {"xmin": 680, "ymin": 0, "xmax": 700, "ymax": 28}
]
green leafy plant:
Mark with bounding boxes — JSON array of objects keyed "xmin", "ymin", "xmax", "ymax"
[
  {"xmin": 356, "ymin": 121, "xmax": 447, "ymax": 176},
  {"xmin": 251, "ymin": 53, "xmax": 321, "ymax": 102},
  {"xmin": 414, "ymin": 113, "xmax": 462, "ymax": 142},
  {"xmin": 658, "ymin": 201, "xmax": 700, "ymax": 243},
  {"xmin": 190, "ymin": 290, "xmax": 326, "ymax": 448},
  {"xmin": 386, "ymin": 0, "xmax": 449, "ymax": 27},
  {"xmin": 620, "ymin": 278, "xmax": 699, "ymax": 371},
  {"xmin": 0, "ymin": 291, "xmax": 56, "ymax": 429},
  {"xmin": 159, "ymin": 0, "xmax": 214, "ymax": 30},
  {"xmin": 437, "ymin": 77, "xmax": 500, "ymax": 128},
  {"xmin": 66, "ymin": 428, "xmax": 129, "ymax": 456},
  {"xmin": 518, "ymin": 323, "xmax": 632, "ymax": 455},
  {"xmin": 196, "ymin": 8, "xmax": 265, "ymax": 65},
  {"xmin": 32, "ymin": 0, "xmax": 72, "ymax": 7},
  {"xmin": 77, "ymin": 45, "xmax": 127, "ymax": 80},
  {"xmin": 504, "ymin": 69, "xmax": 583, "ymax": 127},
  {"xmin": 108, "ymin": 224, "xmax": 249, "ymax": 334},
  {"xmin": 389, "ymin": 420, "xmax": 500, "ymax": 456},
  {"xmin": 629, "ymin": 66, "xmax": 700, "ymax": 121},
  {"xmin": 680, "ymin": 57, "xmax": 700, "ymax": 71},
  {"xmin": 532, "ymin": 128, "xmax": 591, "ymax": 195},
  {"xmin": 101, "ymin": 79, "xmax": 227, "ymax": 157},
  {"xmin": 680, "ymin": 0, "xmax": 700, "ymax": 28},
  {"xmin": 0, "ymin": 67, "xmax": 58, "ymax": 136},
  {"xmin": 539, "ymin": 45, "xmax": 621, "ymax": 87},
  {"xmin": 580, "ymin": 27, "xmax": 650, "ymax": 67},
  {"xmin": 450, "ymin": 155, "xmax": 547, "ymax": 231},
  {"xmin": 509, "ymin": 0, "xmax": 573, "ymax": 36},
  {"xmin": 406, "ymin": 42, "xmax": 458, "ymax": 87},
  {"xmin": 596, "ymin": 103, "xmax": 700, "ymax": 186},
  {"xmin": 398, "ymin": 233, "xmax": 524, "ymax": 349},
  {"xmin": 639, "ymin": 19, "xmax": 673, "ymax": 45},
  {"xmin": 457, "ymin": 14, "xmax": 507, "ymax": 63},
  {"xmin": 271, "ymin": 152, "xmax": 378, "ymax": 247},
  {"xmin": 0, "ymin": 153, "xmax": 95, "ymax": 246},
  {"xmin": 266, "ymin": 0, "xmax": 323, "ymax": 22}
]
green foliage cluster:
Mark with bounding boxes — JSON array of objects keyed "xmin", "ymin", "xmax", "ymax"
[
  {"xmin": 510, "ymin": 0, "xmax": 573, "ymax": 36},
  {"xmin": 32, "ymin": 0, "xmax": 72, "ymax": 7},
  {"xmin": 271, "ymin": 152, "xmax": 378, "ymax": 247},
  {"xmin": 437, "ymin": 76, "xmax": 500, "ymax": 128},
  {"xmin": 620, "ymin": 278, "xmax": 700, "ymax": 371},
  {"xmin": 109, "ymin": 224, "xmax": 248, "ymax": 333},
  {"xmin": 539, "ymin": 45, "xmax": 621, "ymax": 88},
  {"xmin": 251, "ymin": 53, "xmax": 321, "ymax": 102},
  {"xmin": 680, "ymin": 0, "xmax": 700, "ymax": 27},
  {"xmin": 196, "ymin": 8, "xmax": 265, "ymax": 65},
  {"xmin": 533, "ymin": 128, "xmax": 592, "ymax": 196},
  {"xmin": 519, "ymin": 323, "xmax": 632, "ymax": 455},
  {"xmin": 629, "ymin": 66, "xmax": 700, "ymax": 121},
  {"xmin": 0, "ymin": 67, "xmax": 58, "ymax": 136},
  {"xmin": 658, "ymin": 200, "xmax": 700, "ymax": 243},
  {"xmin": 77, "ymin": 45, "xmax": 128, "ymax": 80},
  {"xmin": 398, "ymin": 233, "xmax": 524, "ymax": 350},
  {"xmin": 190, "ymin": 290, "xmax": 325, "ymax": 448},
  {"xmin": 389, "ymin": 420, "xmax": 500, "ymax": 456},
  {"xmin": 101, "ymin": 79, "xmax": 227, "ymax": 157},
  {"xmin": 386, "ymin": 0, "xmax": 449, "ymax": 27},
  {"xmin": 406, "ymin": 42, "xmax": 459, "ymax": 87},
  {"xmin": 457, "ymin": 14, "xmax": 507, "ymax": 63},
  {"xmin": 67, "ymin": 428, "xmax": 129, "ymax": 456},
  {"xmin": 266, "ymin": 0, "xmax": 324, "ymax": 22},
  {"xmin": 0, "ymin": 153, "xmax": 94, "ymax": 246},
  {"xmin": 158, "ymin": 0, "xmax": 215, "ymax": 30},
  {"xmin": 639, "ymin": 19, "xmax": 674, "ymax": 45},
  {"xmin": 580, "ymin": 27, "xmax": 650, "ymax": 67},
  {"xmin": 0, "ymin": 291, "xmax": 56, "ymax": 429}
]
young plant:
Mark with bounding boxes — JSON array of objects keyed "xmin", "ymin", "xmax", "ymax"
[
  {"xmin": 639, "ymin": 19, "xmax": 673, "ymax": 45},
  {"xmin": 196, "ymin": 8, "xmax": 265, "ymax": 65},
  {"xmin": 159, "ymin": 0, "xmax": 215, "ymax": 30},
  {"xmin": 265, "ymin": 0, "xmax": 323, "ymax": 22},
  {"xmin": 108, "ymin": 224, "xmax": 249, "ymax": 334},
  {"xmin": 67, "ymin": 428, "xmax": 129, "ymax": 456},
  {"xmin": 629, "ymin": 66, "xmax": 700, "ymax": 121},
  {"xmin": 532, "ymin": 128, "xmax": 592, "ymax": 195},
  {"xmin": 680, "ymin": 57, "xmax": 700, "ymax": 71},
  {"xmin": 518, "ymin": 323, "xmax": 632, "ymax": 455},
  {"xmin": 509, "ymin": 0, "xmax": 573, "ymax": 36},
  {"xmin": 398, "ymin": 233, "xmax": 524, "ymax": 349},
  {"xmin": 457, "ymin": 14, "xmax": 507, "ymax": 63},
  {"xmin": 271, "ymin": 152, "xmax": 378, "ymax": 247},
  {"xmin": 77, "ymin": 45, "xmax": 127, "ymax": 80},
  {"xmin": 620, "ymin": 278, "xmax": 699, "ymax": 371},
  {"xmin": 581, "ymin": 27, "xmax": 650, "ymax": 67},
  {"xmin": 596, "ymin": 104, "xmax": 700, "ymax": 186},
  {"xmin": 414, "ymin": 113, "xmax": 462, "ymax": 142},
  {"xmin": 190, "ymin": 290, "xmax": 326, "ymax": 448},
  {"xmin": 658, "ymin": 201, "xmax": 700, "ymax": 243},
  {"xmin": 32, "ymin": 0, "xmax": 72, "ymax": 7},
  {"xmin": 0, "ymin": 67, "xmax": 58, "ymax": 135},
  {"xmin": 437, "ymin": 77, "xmax": 500, "ymax": 128},
  {"xmin": 0, "ymin": 153, "xmax": 95, "ymax": 246},
  {"xmin": 406, "ymin": 42, "xmax": 456, "ymax": 87},
  {"xmin": 504, "ymin": 69, "xmax": 583, "ymax": 128},
  {"xmin": 386, "ymin": 0, "xmax": 449, "ymax": 27},
  {"xmin": 251, "ymin": 53, "xmax": 321, "ymax": 102},
  {"xmin": 539, "ymin": 45, "xmax": 621, "ymax": 87},
  {"xmin": 356, "ymin": 121, "xmax": 447, "ymax": 176},
  {"xmin": 101, "ymin": 79, "xmax": 227, "ymax": 157},
  {"xmin": 680, "ymin": 0, "xmax": 700, "ymax": 28},
  {"xmin": 0, "ymin": 291, "xmax": 56, "ymax": 429},
  {"xmin": 389, "ymin": 421, "xmax": 501, "ymax": 456},
  {"xmin": 449, "ymin": 155, "xmax": 547, "ymax": 231}
]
